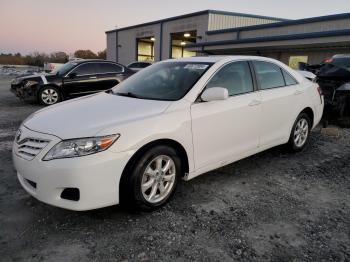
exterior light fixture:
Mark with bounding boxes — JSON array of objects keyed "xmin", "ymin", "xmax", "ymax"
[
  {"xmin": 184, "ymin": 33, "xmax": 191, "ymax": 38},
  {"xmin": 150, "ymin": 37, "xmax": 156, "ymax": 41}
]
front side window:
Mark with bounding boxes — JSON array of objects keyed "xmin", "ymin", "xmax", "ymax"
[
  {"xmin": 253, "ymin": 61, "xmax": 285, "ymax": 90},
  {"xmin": 112, "ymin": 62, "xmax": 212, "ymax": 101},
  {"xmin": 206, "ymin": 61, "xmax": 254, "ymax": 96},
  {"xmin": 72, "ymin": 63, "xmax": 98, "ymax": 76},
  {"xmin": 97, "ymin": 63, "xmax": 123, "ymax": 74}
]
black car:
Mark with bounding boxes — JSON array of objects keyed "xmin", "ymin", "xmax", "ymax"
[
  {"xmin": 10, "ymin": 59, "xmax": 134, "ymax": 105},
  {"xmin": 127, "ymin": 61, "xmax": 153, "ymax": 72}
]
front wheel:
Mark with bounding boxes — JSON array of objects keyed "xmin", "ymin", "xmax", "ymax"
[
  {"xmin": 287, "ymin": 113, "xmax": 311, "ymax": 152},
  {"xmin": 121, "ymin": 145, "xmax": 181, "ymax": 211},
  {"xmin": 38, "ymin": 86, "xmax": 61, "ymax": 106}
]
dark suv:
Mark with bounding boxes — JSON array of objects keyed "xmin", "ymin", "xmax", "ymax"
[
  {"xmin": 10, "ymin": 59, "xmax": 134, "ymax": 105},
  {"xmin": 316, "ymin": 54, "xmax": 350, "ymax": 125}
]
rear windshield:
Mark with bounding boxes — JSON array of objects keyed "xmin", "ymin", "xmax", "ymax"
[{"xmin": 330, "ymin": 57, "xmax": 350, "ymax": 70}]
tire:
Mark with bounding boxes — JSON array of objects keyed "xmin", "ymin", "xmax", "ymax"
[
  {"xmin": 38, "ymin": 86, "xmax": 62, "ymax": 106},
  {"xmin": 120, "ymin": 145, "xmax": 181, "ymax": 211},
  {"xmin": 287, "ymin": 113, "xmax": 311, "ymax": 152}
]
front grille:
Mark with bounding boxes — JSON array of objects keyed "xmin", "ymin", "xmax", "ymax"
[{"xmin": 16, "ymin": 137, "xmax": 50, "ymax": 160}]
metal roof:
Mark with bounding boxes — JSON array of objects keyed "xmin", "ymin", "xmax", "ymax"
[
  {"xmin": 188, "ymin": 29, "xmax": 350, "ymax": 48},
  {"xmin": 206, "ymin": 12, "xmax": 350, "ymax": 35},
  {"xmin": 105, "ymin": 10, "xmax": 288, "ymax": 34}
]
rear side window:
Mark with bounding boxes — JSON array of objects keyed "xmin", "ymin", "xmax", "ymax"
[
  {"xmin": 128, "ymin": 63, "xmax": 139, "ymax": 68},
  {"xmin": 72, "ymin": 63, "xmax": 98, "ymax": 75},
  {"xmin": 253, "ymin": 61, "xmax": 285, "ymax": 90},
  {"xmin": 98, "ymin": 63, "xmax": 123, "ymax": 73},
  {"xmin": 139, "ymin": 62, "xmax": 151, "ymax": 68},
  {"xmin": 206, "ymin": 61, "xmax": 254, "ymax": 96},
  {"xmin": 282, "ymin": 69, "xmax": 298, "ymax": 86}
]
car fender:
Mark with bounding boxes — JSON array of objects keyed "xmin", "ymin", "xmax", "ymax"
[{"xmin": 97, "ymin": 100, "xmax": 195, "ymax": 172}]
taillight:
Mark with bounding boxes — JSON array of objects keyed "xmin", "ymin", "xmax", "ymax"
[{"xmin": 324, "ymin": 58, "xmax": 333, "ymax": 64}]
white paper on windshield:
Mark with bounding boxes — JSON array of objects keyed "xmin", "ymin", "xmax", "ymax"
[{"xmin": 184, "ymin": 64, "xmax": 209, "ymax": 70}]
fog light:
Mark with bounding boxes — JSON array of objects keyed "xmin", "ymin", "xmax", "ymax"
[{"xmin": 61, "ymin": 188, "xmax": 80, "ymax": 201}]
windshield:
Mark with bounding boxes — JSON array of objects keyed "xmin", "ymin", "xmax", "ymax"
[
  {"xmin": 52, "ymin": 62, "xmax": 78, "ymax": 75},
  {"xmin": 112, "ymin": 61, "xmax": 212, "ymax": 101}
]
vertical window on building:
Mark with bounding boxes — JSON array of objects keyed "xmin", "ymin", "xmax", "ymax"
[
  {"xmin": 170, "ymin": 30, "xmax": 197, "ymax": 59},
  {"xmin": 289, "ymin": 56, "xmax": 308, "ymax": 70},
  {"xmin": 137, "ymin": 36, "xmax": 155, "ymax": 62}
]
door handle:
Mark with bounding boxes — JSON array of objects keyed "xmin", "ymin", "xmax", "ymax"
[
  {"xmin": 89, "ymin": 76, "xmax": 97, "ymax": 79},
  {"xmin": 249, "ymin": 100, "xmax": 261, "ymax": 106},
  {"xmin": 294, "ymin": 90, "xmax": 303, "ymax": 95}
]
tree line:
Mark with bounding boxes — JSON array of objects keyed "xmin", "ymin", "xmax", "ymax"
[{"xmin": 0, "ymin": 49, "xmax": 107, "ymax": 67}]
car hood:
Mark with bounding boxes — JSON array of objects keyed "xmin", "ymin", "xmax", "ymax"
[
  {"xmin": 14, "ymin": 73, "xmax": 59, "ymax": 84},
  {"xmin": 23, "ymin": 92, "xmax": 172, "ymax": 139}
]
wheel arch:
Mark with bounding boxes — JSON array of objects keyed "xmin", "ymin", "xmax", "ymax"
[
  {"xmin": 37, "ymin": 84, "xmax": 63, "ymax": 102},
  {"xmin": 300, "ymin": 107, "xmax": 314, "ymax": 127},
  {"xmin": 287, "ymin": 107, "xmax": 315, "ymax": 142},
  {"xmin": 37, "ymin": 83, "xmax": 61, "ymax": 95},
  {"xmin": 119, "ymin": 138, "xmax": 190, "ymax": 193}
]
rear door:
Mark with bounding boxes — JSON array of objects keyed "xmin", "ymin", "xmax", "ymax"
[
  {"xmin": 63, "ymin": 62, "xmax": 100, "ymax": 96},
  {"xmin": 191, "ymin": 61, "xmax": 261, "ymax": 169},
  {"xmin": 96, "ymin": 62, "xmax": 125, "ymax": 91},
  {"xmin": 252, "ymin": 61, "xmax": 302, "ymax": 147}
]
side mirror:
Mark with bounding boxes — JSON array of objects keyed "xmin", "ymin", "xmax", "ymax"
[
  {"xmin": 201, "ymin": 87, "xmax": 229, "ymax": 102},
  {"xmin": 68, "ymin": 72, "xmax": 77, "ymax": 79}
]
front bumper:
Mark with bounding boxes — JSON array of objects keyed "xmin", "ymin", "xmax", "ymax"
[
  {"xmin": 12, "ymin": 126, "xmax": 134, "ymax": 211},
  {"xmin": 10, "ymin": 83, "xmax": 37, "ymax": 101}
]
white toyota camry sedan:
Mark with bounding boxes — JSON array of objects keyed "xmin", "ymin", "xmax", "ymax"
[{"xmin": 13, "ymin": 56, "xmax": 324, "ymax": 211}]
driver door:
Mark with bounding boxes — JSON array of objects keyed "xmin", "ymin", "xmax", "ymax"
[
  {"xmin": 190, "ymin": 61, "xmax": 261, "ymax": 170},
  {"xmin": 63, "ymin": 62, "xmax": 100, "ymax": 96}
]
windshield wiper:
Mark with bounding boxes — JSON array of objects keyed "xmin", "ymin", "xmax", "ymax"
[{"xmin": 116, "ymin": 92, "xmax": 141, "ymax": 98}]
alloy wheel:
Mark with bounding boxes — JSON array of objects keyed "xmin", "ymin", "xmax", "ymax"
[
  {"xmin": 41, "ymin": 89, "xmax": 59, "ymax": 105},
  {"xmin": 141, "ymin": 155, "xmax": 176, "ymax": 204},
  {"xmin": 294, "ymin": 118, "xmax": 309, "ymax": 148}
]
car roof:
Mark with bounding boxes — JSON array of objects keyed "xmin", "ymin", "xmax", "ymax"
[
  {"xmin": 333, "ymin": 54, "xmax": 350, "ymax": 59},
  {"xmin": 128, "ymin": 61, "xmax": 153, "ymax": 65},
  {"xmin": 163, "ymin": 55, "xmax": 280, "ymax": 63},
  {"xmin": 74, "ymin": 59, "xmax": 120, "ymax": 64}
]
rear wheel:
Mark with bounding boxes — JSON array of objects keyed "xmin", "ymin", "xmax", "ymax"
[
  {"xmin": 121, "ymin": 145, "xmax": 181, "ymax": 211},
  {"xmin": 38, "ymin": 86, "xmax": 61, "ymax": 106},
  {"xmin": 287, "ymin": 113, "xmax": 311, "ymax": 152}
]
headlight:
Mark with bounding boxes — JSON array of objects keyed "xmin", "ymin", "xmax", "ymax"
[
  {"xmin": 24, "ymin": 80, "xmax": 38, "ymax": 87},
  {"xmin": 43, "ymin": 134, "xmax": 120, "ymax": 161},
  {"xmin": 11, "ymin": 78, "xmax": 21, "ymax": 85}
]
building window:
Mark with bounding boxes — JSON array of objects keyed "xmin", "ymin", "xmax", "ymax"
[
  {"xmin": 289, "ymin": 56, "xmax": 308, "ymax": 70},
  {"xmin": 137, "ymin": 36, "xmax": 155, "ymax": 62},
  {"xmin": 170, "ymin": 30, "xmax": 197, "ymax": 59}
]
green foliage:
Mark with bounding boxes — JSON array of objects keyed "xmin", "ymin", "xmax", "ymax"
[
  {"xmin": 74, "ymin": 50, "xmax": 98, "ymax": 59},
  {"xmin": 0, "ymin": 49, "xmax": 106, "ymax": 66},
  {"xmin": 97, "ymin": 49, "xmax": 107, "ymax": 59}
]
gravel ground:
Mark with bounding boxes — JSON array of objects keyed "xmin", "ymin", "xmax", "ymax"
[{"xmin": 0, "ymin": 75, "xmax": 349, "ymax": 261}]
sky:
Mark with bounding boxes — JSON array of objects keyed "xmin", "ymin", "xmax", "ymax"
[{"xmin": 0, "ymin": 0, "xmax": 349, "ymax": 55}]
